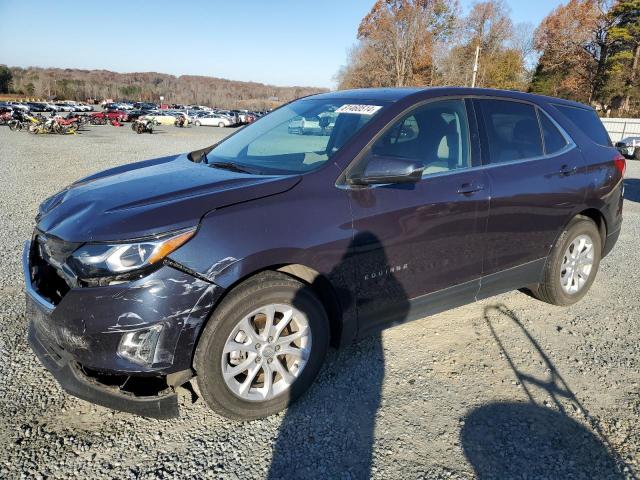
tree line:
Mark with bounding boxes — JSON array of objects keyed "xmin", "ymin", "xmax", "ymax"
[
  {"xmin": 0, "ymin": 66, "xmax": 327, "ymax": 110},
  {"xmin": 336, "ymin": 0, "xmax": 640, "ymax": 117}
]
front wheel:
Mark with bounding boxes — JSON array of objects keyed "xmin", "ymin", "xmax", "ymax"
[
  {"xmin": 194, "ymin": 121, "xmax": 201, "ymax": 126},
  {"xmin": 633, "ymin": 147, "xmax": 640, "ymax": 161},
  {"xmin": 218, "ymin": 122, "xmax": 225, "ymax": 128},
  {"xmin": 531, "ymin": 216, "xmax": 601, "ymax": 306},
  {"xmin": 194, "ymin": 271, "xmax": 329, "ymax": 420}
]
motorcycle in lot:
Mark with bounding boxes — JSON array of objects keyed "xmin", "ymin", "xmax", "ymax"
[
  {"xmin": 28, "ymin": 116, "xmax": 77, "ymax": 135},
  {"xmin": 89, "ymin": 116, "xmax": 108, "ymax": 125},
  {"xmin": 174, "ymin": 114, "xmax": 188, "ymax": 127},
  {"xmin": 8, "ymin": 111, "xmax": 41, "ymax": 131},
  {"xmin": 132, "ymin": 117, "xmax": 158, "ymax": 134}
]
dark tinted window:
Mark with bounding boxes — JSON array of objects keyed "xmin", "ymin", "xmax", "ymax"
[
  {"xmin": 371, "ymin": 99, "xmax": 470, "ymax": 176},
  {"xmin": 478, "ymin": 99, "xmax": 543, "ymax": 164},
  {"xmin": 554, "ymin": 105, "xmax": 611, "ymax": 146},
  {"xmin": 539, "ymin": 110, "xmax": 568, "ymax": 154}
]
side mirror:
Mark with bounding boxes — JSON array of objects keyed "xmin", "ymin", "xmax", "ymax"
[{"xmin": 348, "ymin": 155, "xmax": 424, "ymax": 186}]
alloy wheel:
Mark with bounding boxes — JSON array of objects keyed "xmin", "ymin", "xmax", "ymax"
[
  {"xmin": 560, "ymin": 234, "xmax": 594, "ymax": 294},
  {"xmin": 221, "ymin": 304, "xmax": 311, "ymax": 401}
]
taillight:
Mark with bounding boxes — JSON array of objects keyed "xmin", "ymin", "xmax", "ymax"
[{"xmin": 613, "ymin": 153, "xmax": 626, "ymax": 176}]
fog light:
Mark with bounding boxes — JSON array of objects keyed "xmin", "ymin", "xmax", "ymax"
[{"xmin": 117, "ymin": 325, "xmax": 162, "ymax": 366}]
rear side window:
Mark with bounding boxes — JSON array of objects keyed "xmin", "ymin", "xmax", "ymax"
[
  {"xmin": 538, "ymin": 111, "xmax": 568, "ymax": 155},
  {"xmin": 477, "ymin": 99, "xmax": 543, "ymax": 164},
  {"xmin": 554, "ymin": 105, "xmax": 611, "ymax": 146}
]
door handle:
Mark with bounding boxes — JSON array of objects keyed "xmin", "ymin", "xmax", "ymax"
[
  {"xmin": 559, "ymin": 165, "xmax": 578, "ymax": 176},
  {"xmin": 457, "ymin": 183, "xmax": 484, "ymax": 195}
]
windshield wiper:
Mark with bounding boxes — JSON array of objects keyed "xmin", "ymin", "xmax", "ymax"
[{"xmin": 208, "ymin": 161, "xmax": 254, "ymax": 174}]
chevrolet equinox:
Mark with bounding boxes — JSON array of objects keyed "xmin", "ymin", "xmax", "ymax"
[{"xmin": 24, "ymin": 88, "xmax": 625, "ymax": 419}]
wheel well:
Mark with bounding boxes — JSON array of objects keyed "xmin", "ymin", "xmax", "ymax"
[
  {"xmin": 577, "ymin": 209, "xmax": 607, "ymax": 250},
  {"xmin": 203, "ymin": 264, "xmax": 344, "ymax": 349},
  {"xmin": 276, "ymin": 265, "xmax": 343, "ymax": 348}
]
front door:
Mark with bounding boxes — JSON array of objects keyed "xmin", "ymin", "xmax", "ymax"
[{"xmin": 345, "ymin": 99, "xmax": 490, "ymax": 337}]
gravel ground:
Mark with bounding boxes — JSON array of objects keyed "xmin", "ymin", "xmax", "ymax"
[{"xmin": 0, "ymin": 123, "xmax": 638, "ymax": 479}]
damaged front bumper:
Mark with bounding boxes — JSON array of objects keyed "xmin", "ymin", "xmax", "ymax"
[
  {"xmin": 28, "ymin": 320, "xmax": 179, "ymax": 419},
  {"xmin": 23, "ymin": 241, "xmax": 223, "ymax": 419}
]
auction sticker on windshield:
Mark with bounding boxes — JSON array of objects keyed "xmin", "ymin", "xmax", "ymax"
[{"xmin": 335, "ymin": 104, "xmax": 383, "ymax": 115}]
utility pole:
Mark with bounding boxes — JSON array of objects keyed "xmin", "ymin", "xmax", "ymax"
[{"xmin": 471, "ymin": 43, "xmax": 481, "ymax": 88}]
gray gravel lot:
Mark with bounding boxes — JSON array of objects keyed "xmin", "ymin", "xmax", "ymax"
[{"xmin": 0, "ymin": 123, "xmax": 638, "ymax": 479}]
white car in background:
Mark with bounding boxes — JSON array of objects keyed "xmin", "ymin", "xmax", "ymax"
[
  {"xmin": 193, "ymin": 113, "xmax": 232, "ymax": 127},
  {"xmin": 55, "ymin": 103, "xmax": 75, "ymax": 112},
  {"xmin": 76, "ymin": 102, "xmax": 94, "ymax": 112},
  {"xmin": 141, "ymin": 111, "xmax": 177, "ymax": 125},
  {"xmin": 615, "ymin": 136, "xmax": 640, "ymax": 160},
  {"xmin": 9, "ymin": 102, "xmax": 30, "ymax": 112}
]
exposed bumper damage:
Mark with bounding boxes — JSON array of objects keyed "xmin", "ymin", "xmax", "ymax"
[
  {"xmin": 23, "ymin": 241, "xmax": 225, "ymax": 418},
  {"xmin": 28, "ymin": 321, "xmax": 179, "ymax": 419}
]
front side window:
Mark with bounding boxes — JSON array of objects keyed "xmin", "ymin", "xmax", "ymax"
[
  {"xmin": 478, "ymin": 99, "xmax": 543, "ymax": 164},
  {"xmin": 369, "ymin": 99, "xmax": 471, "ymax": 176},
  {"xmin": 204, "ymin": 98, "xmax": 387, "ymax": 174}
]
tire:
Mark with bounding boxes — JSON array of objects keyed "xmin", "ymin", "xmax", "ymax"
[
  {"xmin": 194, "ymin": 121, "xmax": 201, "ymax": 127},
  {"xmin": 633, "ymin": 147, "xmax": 640, "ymax": 161},
  {"xmin": 194, "ymin": 271, "xmax": 329, "ymax": 420},
  {"xmin": 531, "ymin": 216, "xmax": 601, "ymax": 306},
  {"xmin": 218, "ymin": 122, "xmax": 225, "ymax": 128}
]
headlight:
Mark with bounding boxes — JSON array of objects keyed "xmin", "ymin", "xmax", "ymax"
[{"xmin": 67, "ymin": 228, "xmax": 195, "ymax": 280}]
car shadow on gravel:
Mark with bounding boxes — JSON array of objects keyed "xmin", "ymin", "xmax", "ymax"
[
  {"xmin": 624, "ymin": 178, "xmax": 640, "ymax": 203},
  {"xmin": 461, "ymin": 304, "xmax": 629, "ymax": 479},
  {"xmin": 267, "ymin": 232, "xmax": 409, "ymax": 480}
]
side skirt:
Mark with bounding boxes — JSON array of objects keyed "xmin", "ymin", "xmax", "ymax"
[{"xmin": 356, "ymin": 258, "xmax": 547, "ymax": 340}]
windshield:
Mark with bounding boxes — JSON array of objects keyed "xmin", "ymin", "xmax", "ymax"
[{"xmin": 204, "ymin": 97, "xmax": 387, "ymax": 174}]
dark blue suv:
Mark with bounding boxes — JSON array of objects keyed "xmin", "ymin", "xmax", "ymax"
[{"xmin": 24, "ymin": 88, "xmax": 625, "ymax": 419}]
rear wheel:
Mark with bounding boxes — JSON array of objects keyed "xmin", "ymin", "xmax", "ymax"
[
  {"xmin": 194, "ymin": 271, "xmax": 329, "ymax": 420},
  {"xmin": 531, "ymin": 216, "xmax": 601, "ymax": 306},
  {"xmin": 633, "ymin": 147, "xmax": 640, "ymax": 160},
  {"xmin": 218, "ymin": 122, "xmax": 225, "ymax": 128},
  {"xmin": 194, "ymin": 120, "xmax": 201, "ymax": 126}
]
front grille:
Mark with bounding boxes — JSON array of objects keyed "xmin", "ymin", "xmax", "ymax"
[{"xmin": 29, "ymin": 232, "xmax": 81, "ymax": 305}]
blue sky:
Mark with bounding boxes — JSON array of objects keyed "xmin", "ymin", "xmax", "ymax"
[{"xmin": 0, "ymin": 0, "xmax": 564, "ymax": 88}]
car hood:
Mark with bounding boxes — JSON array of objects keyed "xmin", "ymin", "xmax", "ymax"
[{"xmin": 36, "ymin": 154, "xmax": 301, "ymax": 242}]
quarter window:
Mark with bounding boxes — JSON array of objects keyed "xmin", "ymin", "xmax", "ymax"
[
  {"xmin": 478, "ymin": 99, "xmax": 543, "ymax": 164},
  {"xmin": 554, "ymin": 104, "xmax": 611, "ymax": 146},
  {"xmin": 539, "ymin": 110, "xmax": 568, "ymax": 155},
  {"xmin": 370, "ymin": 99, "xmax": 471, "ymax": 176}
]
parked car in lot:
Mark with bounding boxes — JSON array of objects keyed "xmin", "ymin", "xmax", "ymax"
[
  {"xmin": 55, "ymin": 103, "xmax": 75, "ymax": 112},
  {"xmin": 215, "ymin": 110, "xmax": 240, "ymax": 125},
  {"xmin": 9, "ymin": 102, "xmax": 30, "ymax": 112},
  {"xmin": 77, "ymin": 102, "xmax": 94, "ymax": 112},
  {"xmin": 288, "ymin": 113, "xmax": 336, "ymax": 135},
  {"xmin": 91, "ymin": 110, "xmax": 128, "ymax": 122},
  {"xmin": 126, "ymin": 109, "xmax": 154, "ymax": 121},
  {"xmin": 26, "ymin": 102, "xmax": 50, "ymax": 112},
  {"xmin": 615, "ymin": 136, "xmax": 640, "ymax": 160},
  {"xmin": 133, "ymin": 102, "xmax": 157, "ymax": 110},
  {"xmin": 193, "ymin": 113, "xmax": 232, "ymax": 127},
  {"xmin": 24, "ymin": 87, "xmax": 624, "ymax": 421},
  {"xmin": 141, "ymin": 111, "xmax": 177, "ymax": 125}
]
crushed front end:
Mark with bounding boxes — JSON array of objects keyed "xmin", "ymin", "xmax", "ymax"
[{"xmin": 23, "ymin": 233, "xmax": 223, "ymax": 419}]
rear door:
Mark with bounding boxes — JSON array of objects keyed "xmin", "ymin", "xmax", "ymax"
[
  {"xmin": 347, "ymin": 98, "xmax": 490, "ymax": 336},
  {"xmin": 473, "ymin": 98, "xmax": 586, "ymax": 294}
]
